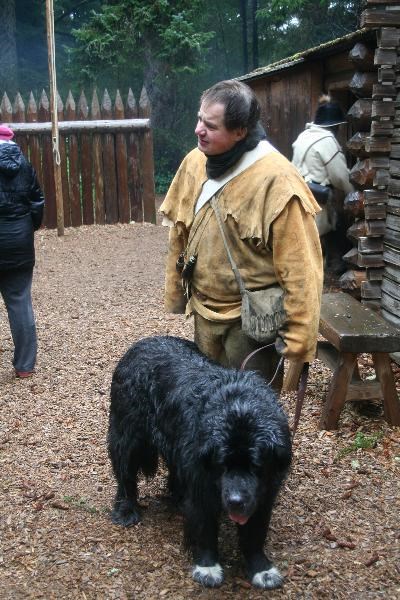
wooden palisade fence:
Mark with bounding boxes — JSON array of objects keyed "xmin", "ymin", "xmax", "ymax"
[{"xmin": 0, "ymin": 87, "xmax": 156, "ymax": 228}]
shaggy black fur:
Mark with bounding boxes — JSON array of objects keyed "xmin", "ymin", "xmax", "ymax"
[{"xmin": 108, "ymin": 336, "xmax": 292, "ymax": 589}]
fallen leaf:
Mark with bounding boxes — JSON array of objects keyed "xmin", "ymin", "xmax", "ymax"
[
  {"xmin": 322, "ymin": 527, "xmax": 337, "ymax": 542},
  {"xmin": 337, "ymin": 541, "xmax": 356, "ymax": 550},
  {"xmin": 344, "ymin": 480, "xmax": 359, "ymax": 491},
  {"xmin": 234, "ymin": 578, "xmax": 252, "ymax": 589},
  {"xmin": 341, "ymin": 490, "xmax": 353, "ymax": 500},
  {"xmin": 50, "ymin": 501, "xmax": 70, "ymax": 511},
  {"xmin": 365, "ymin": 553, "xmax": 379, "ymax": 567}
]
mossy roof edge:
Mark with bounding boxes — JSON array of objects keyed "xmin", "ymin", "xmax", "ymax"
[{"xmin": 239, "ymin": 28, "xmax": 376, "ymax": 82}]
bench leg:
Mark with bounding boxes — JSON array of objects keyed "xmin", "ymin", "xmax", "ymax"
[
  {"xmin": 372, "ymin": 353, "xmax": 400, "ymax": 426},
  {"xmin": 320, "ymin": 352, "xmax": 358, "ymax": 430},
  {"xmin": 352, "ymin": 361, "xmax": 362, "ymax": 382}
]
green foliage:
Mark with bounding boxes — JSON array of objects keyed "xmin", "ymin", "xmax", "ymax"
[
  {"xmin": 12, "ymin": 0, "xmax": 104, "ymax": 97},
  {"xmin": 64, "ymin": 0, "xmax": 214, "ymax": 173},
  {"xmin": 63, "ymin": 495, "xmax": 99, "ymax": 514},
  {"xmin": 257, "ymin": 0, "xmax": 366, "ymax": 62},
  {"xmin": 67, "ymin": 0, "xmax": 214, "ymax": 86},
  {"xmin": 336, "ymin": 430, "xmax": 384, "ymax": 461},
  {"xmin": 155, "ymin": 170, "xmax": 174, "ymax": 195},
  {"xmin": 154, "ymin": 120, "xmax": 196, "ymax": 176}
]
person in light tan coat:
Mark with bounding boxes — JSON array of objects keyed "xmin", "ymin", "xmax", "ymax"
[
  {"xmin": 160, "ymin": 80, "xmax": 323, "ymax": 391},
  {"xmin": 292, "ymin": 95, "xmax": 354, "ymax": 273}
]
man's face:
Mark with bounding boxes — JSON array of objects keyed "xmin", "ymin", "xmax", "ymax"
[{"xmin": 195, "ymin": 101, "xmax": 246, "ymax": 156}]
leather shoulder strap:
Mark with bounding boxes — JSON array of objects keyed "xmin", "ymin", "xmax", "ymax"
[
  {"xmin": 300, "ymin": 135, "xmax": 333, "ymax": 167},
  {"xmin": 210, "ymin": 196, "xmax": 246, "ymax": 295}
]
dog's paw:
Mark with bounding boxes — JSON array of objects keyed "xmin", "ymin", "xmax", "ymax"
[
  {"xmin": 192, "ymin": 563, "xmax": 224, "ymax": 587},
  {"xmin": 252, "ymin": 566, "xmax": 283, "ymax": 589},
  {"xmin": 111, "ymin": 503, "xmax": 141, "ymax": 527}
]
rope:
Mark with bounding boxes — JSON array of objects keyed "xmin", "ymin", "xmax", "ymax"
[
  {"xmin": 240, "ymin": 343, "xmax": 284, "ymax": 387},
  {"xmin": 47, "ymin": 0, "xmax": 61, "ymax": 166},
  {"xmin": 240, "ymin": 344, "xmax": 309, "ymax": 439}
]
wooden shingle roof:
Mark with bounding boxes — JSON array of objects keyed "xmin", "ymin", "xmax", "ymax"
[{"xmin": 239, "ymin": 28, "xmax": 374, "ymax": 82}]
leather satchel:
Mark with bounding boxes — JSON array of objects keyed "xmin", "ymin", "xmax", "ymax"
[
  {"xmin": 210, "ymin": 197, "xmax": 286, "ymax": 343},
  {"xmin": 241, "ymin": 286, "xmax": 286, "ymax": 343},
  {"xmin": 307, "ymin": 180, "xmax": 331, "ymax": 205}
]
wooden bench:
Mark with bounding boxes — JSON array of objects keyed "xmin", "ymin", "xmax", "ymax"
[{"xmin": 317, "ymin": 291, "xmax": 400, "ymax": 430}]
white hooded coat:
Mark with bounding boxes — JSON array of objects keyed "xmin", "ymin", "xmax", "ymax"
[{"xmin": 292, "ymin": 124, "xmax": 354, "ymax": 235}]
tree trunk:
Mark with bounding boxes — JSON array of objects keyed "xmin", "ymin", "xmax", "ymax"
[
  {"xmin": 240, "ymin": 0, "xmax": 248, "ymax": 74},
  {"xmin": 0, "ymin": 1, "xmax": 18, "ymax": 92},
  {"xmin": 251, "ymin": 0, "xmax": 258, "ymax": 70}
]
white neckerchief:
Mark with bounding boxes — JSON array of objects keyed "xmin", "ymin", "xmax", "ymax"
[{"xmin": 195, "ymin": 139, "xmax": 277, "ymax": 214}]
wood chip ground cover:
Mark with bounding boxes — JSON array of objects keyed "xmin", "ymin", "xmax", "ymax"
[{"xmin": 0, "ymin": 223, "xmax": 399, "ymax": 599}]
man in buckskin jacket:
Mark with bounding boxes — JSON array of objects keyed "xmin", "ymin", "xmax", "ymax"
[{"xmin": 160, "ymin": 80, "xmax": 323, "ymax": 391}]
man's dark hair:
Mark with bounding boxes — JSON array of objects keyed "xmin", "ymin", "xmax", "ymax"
[{"xmin": 200, "ymin": 80, "xmax": 261, "ymax": 132}]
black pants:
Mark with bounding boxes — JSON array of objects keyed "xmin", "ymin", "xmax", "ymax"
[{"xmin": 0, "ymin": 267, "xmax": 37, "ymax": 372}]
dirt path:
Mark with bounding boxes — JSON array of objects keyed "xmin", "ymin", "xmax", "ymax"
[{"xmin": 0, "ymin": 224, "xmax": 399, "ymax": 599}]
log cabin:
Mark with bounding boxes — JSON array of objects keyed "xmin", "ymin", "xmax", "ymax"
[{"xmin": 240, "ymin": 1, "xmax": 400, "ymax": 336}]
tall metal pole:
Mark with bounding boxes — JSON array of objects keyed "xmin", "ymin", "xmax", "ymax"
[{"xmin": 46, "ymin": 0, "xmax": 64, "ymax": 236}]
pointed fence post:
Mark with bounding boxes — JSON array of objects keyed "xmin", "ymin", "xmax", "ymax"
[
  {"xmin": 39, "ymin": 90, "xmax": 57, "ymax": 229},
  {"xmin": 13, "ymin": 93, "xmax": 28, "ymax": 156},
  {"xmin": 101, "ymin": 89, "xmax": 118, "ymax": 223},
  {"xmin": 1, "ymin": 93, "xmax": 13, "ymax": 123},
  {"xmin": 26, "ymin": 92, "xmax": 42, "ymax": 185},
  {"xmin": 78, "ymin": 90, "xmax": 94, "ymax": 225},
  {"xmin": 126, "ymin": 88, "xmax": 142, "ymax": 222},
  {"xmin": 139, "ymin": 86, "xmax": 156, "ymax": 224},
  {"xmin": 65, "ymin": 91, "xmax": 81, "ymax": 226},
  {"xmin": 114, "ymin": 89, "xmax": 130, "ymax": 223},
  {"xmin": 57, "ymin": 91, "xmax": 71, "ymax": 227},
  {"xmin": 91, "ymin": 89, "xmax": 105, "ymax": 224}
]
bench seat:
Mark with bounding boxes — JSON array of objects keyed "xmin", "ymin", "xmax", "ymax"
[{"xmin": 317, "ymin": 292, "xmax": 400, "ymax": 430}]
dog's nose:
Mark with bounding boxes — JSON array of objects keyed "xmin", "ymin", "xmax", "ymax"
[{"xmin": 227, "ymin": 494, "xmax": 245, "ymax": 512}]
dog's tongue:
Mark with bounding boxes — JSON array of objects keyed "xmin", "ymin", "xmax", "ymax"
[{"xmin": 229, "ymin": 513, "xmax": 248, "ymax": 525}]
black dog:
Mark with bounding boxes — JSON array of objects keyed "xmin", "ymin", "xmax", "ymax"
[{"xmin": 108, "ymin": 336, "xmax": 291, "ymax": 589}]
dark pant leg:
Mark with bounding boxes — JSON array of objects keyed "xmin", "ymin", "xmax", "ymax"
[
  {"xmin": 0, "ymin": 268, "xmax": 37, "ymax": 371},
  {"xmin": 223, "ymin": 321, "xmax": 283, "ymax": 393},
  {"xmin": 193, "ymin": 314, "xmax": 283, "ymax": 393},
  {"xmin": 194, "ymin": 314, "xmax": 229, "ymax": 365}
]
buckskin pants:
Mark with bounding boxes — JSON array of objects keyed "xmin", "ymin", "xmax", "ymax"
[
  {"xmin": 194, "ymin": 313, "xmax": 283, "ymax": 393},
  {"xmin": 0, "ymin": 267, "xmax": 37, "ymax": 372}
]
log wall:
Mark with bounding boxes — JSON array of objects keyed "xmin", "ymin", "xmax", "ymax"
[
  {"xmin": 0, "ymin": 87, "xmax": 156, "ymax": 228},
  {"xmin": 355, "ymin": 0, "xmax": 400, "ymax": 326},
  {"xmin": 342, "ymin": 38, "xmax": 379, "ymax": 304}
]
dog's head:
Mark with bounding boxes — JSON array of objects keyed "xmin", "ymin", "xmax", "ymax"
[{"xmin": 199, "ymin": 380, "xmax": 292, "ymax": 525}]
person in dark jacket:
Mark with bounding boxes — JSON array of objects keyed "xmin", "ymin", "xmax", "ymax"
[{"xmin": 0, "ymin": 124, "xmax": 44, "ymax": 378}]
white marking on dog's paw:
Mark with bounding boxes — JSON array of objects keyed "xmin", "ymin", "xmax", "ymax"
[
  {"xmin": 192, "ymin": 563, "xmax": 224, "ymax": 587},
  {"xmin": 252, "ymin": 566, "xmax": 283, "ymax": 589}
]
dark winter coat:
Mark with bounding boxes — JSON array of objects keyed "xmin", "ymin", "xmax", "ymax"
[{"xmin": 0, "ymin": 141, "xmax": 44, "ymax": 271}]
